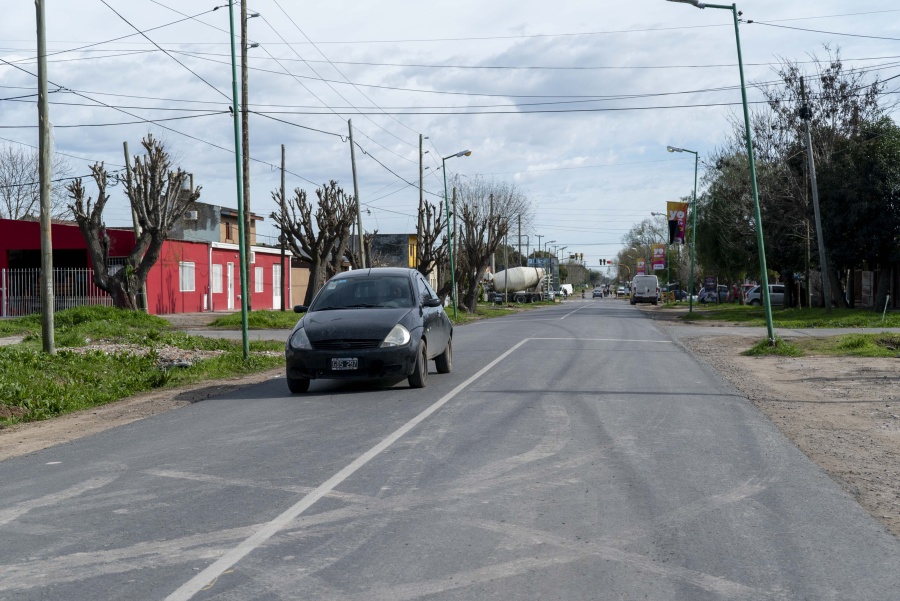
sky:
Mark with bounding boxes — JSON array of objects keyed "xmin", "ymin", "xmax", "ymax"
[{"xmin": 2, "ymin": 0, "xmax": 899, "ymax": 276}]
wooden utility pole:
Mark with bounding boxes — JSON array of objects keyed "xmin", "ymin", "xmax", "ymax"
[
  {"xmin": 518, "ymin": 214, "xmax": 522, "ymax": 266},
  {"xmin": 800, "ymin": 76, "xmax": 831, "ymax": 311},
  {"xmin": 280, "ymin": 144, "xmax": 286, "ymax": 311},
  {"xmin": 417, "ymin": 134, "xmax": 424, "ymax": 247},
  {"xmin": 241, "ymin": 0, "xmax": 252, "ymax": 310},
  {"xmin": 36, "ymin": 0, "xmax": 54, "ymax": 354},
  {"xmin": 348, "ymin": 119, "xmax": 366, "ymax": 268}
]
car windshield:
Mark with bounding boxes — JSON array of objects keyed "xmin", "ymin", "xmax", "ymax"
[{"xmin": 309, "ymin": 275, "xmax": 413, "ymax": 311}]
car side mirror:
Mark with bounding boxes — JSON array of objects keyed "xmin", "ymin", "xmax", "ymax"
[
  {"xmin": 422, "ymin": 297, "xmax": 442, "ymax": 308},
  {"xmin": 293, "ymin": 305, "xmax": 308, "ymax": 313}
]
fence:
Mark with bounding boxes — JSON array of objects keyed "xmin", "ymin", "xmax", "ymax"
[{"xmin": 1, "ymin": 268, "xmax": 113, "ymax": 317}]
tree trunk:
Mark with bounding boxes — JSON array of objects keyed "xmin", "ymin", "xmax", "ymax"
[
  {"xmin": 875, "ymin": 259, "xmax": 891, "ymax": 313},
  {"xmin": 304, "ymin": 261, "xmax": 327, "ymax": 306}
]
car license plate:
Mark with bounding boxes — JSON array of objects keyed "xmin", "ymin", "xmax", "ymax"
[{"xmin": 331, "ymin": 358, "xmax": 358, "ymax": 370}]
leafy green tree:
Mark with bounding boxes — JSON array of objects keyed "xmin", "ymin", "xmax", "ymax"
[{"xmin": 818, "ymin": 118, "xmax": 900, "ymax": 310}]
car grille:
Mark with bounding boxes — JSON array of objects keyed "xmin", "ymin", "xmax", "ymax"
[{"xmin": 312, "ymin": 339, "xmax": 381, "ymax": 350}]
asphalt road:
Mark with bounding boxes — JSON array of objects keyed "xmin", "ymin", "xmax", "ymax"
[{"xmin": 1, "ymin": 298, "xmax": 899, "ymax": 600}]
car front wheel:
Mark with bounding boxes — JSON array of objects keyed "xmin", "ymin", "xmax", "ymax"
[
  {"xmin": 750, "ymin": 299, "xmax": 761, "ymax": 306},
  {"xmin": 287, "ymin": 376, "xmax": 310, "ymax": 394},
  {"xmin": 408, "ymin": 340, "xmax": 428, "ymax": 388},
  {"xmin": 435, "ymin": 337, "xmax": 452, "ymax": 374}
]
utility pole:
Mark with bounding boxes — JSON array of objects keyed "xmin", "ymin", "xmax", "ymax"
[
  {"xmin": 517, "ymin": 214, "xmax": 522, "ymax": 267},
  {"xmin": 36, "ymin": 0, "xmax": 54, "ymax": 354},
  {"xmin": 452, "ymin": 187, "xmax": 458, "ymax": 308},
  {"xmin": 280, "ymin": 144, "xmax": 286, "ymax": 311},
  {"xmin": 348, "ymin": 119, "xmax": 366, "ymax": 268},
  {"xmin": 240, "ymin": 0, "xmax": 252, "ymax": 310},
  {"xmin": 417, "ymin": 134, "xmax": 425, "ymax": 252},
  {"xmin": 800, "ymin": 76, "xmax": 831, "ymax": 312}
]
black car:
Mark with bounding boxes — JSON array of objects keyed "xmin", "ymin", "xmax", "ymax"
[{"xmin": 285, "ymin": 268, "xmax": 453, "ymax": 393}]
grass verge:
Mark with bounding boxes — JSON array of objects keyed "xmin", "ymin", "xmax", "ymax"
[
  {"xmin": 209, "ymin": 310, "xmax": 300, "ymax": 330},
  {"xmin": 678, "ymin": 304, "xmax": 900, "ymax": 328},
  {"xmin": 0, "ymin": 306, "xmax": 282, "ymax": 427},
  {"xmin": 741, "ymin": 332, "xmax": 900, "ymax": 358}
]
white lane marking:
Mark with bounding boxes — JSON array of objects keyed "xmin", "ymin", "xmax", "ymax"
[
  {"xmin": 165, "ymin": 338, "xmax": 531, "ymax": 601},
  {"xmin": 532, "ymin": 337, "xmax": 672, "ymax": 343},
  {"xmin": 559, "ymin": 305, "xmax": 586, "ymax": 320},
  {"xmin": 0, "ymin": 475, "xmax": 117, "ymax": 526}
]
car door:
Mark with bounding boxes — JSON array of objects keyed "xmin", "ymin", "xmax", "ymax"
[
  {"xmin": 416, "ymin": 274, "xmax": 445, "ymax": 357},
  {"xmin": 771, "ymin": 285, "xmax": 785, "ymax": 306}
]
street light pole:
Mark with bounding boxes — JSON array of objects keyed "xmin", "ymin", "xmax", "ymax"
[
  {"xmin": 227, "ymin": 0, "xmax": 249, "ymax": 359},
  {"xmin": 544, "ymin": 240, "xmax": 555, "ymax": 298},
  {"xmin": 667, "ymin": 145, "xmax": 699, "ymax": 312},
  {"xmin": 667, "ymin": 0, "xmax": 775, "ymax": 344},
  {"xmin": 442, "ymin": 149, "xmax": 472, "ymax": 320}
]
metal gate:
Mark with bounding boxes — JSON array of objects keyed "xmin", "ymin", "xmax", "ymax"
[{"xmin": 1, "ymin": 268, "xmax": 113, "ymax": 317}]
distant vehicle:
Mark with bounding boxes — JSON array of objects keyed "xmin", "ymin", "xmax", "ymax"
[
  {"xmin": 285, "ymin": 268, "xmax": 453, "ymax": 393},
  {"xmin": 617, "ymin": 286, "xmax": 626, "ymax": 296},
  {"xmin": 699, "ymin": 285, "xmax": 729, "ymax": 304},
  {"xmin": 489, "ymin": 266, "xmax": 549, "ymax": 303},
  {"xmin": 740, "ymin": 284, "xmax": 756, "ymax": 304},
  {"xmin": 559, "ymin": 284, "xmax": 573, "ymax": 298},
  {"xmin": 745, "ymin": 284, "xmax": 785, "ymax": 306},
  {"xmin": 630, "ymin": 275, "xmax": 659, "ymax": 305},
  {"xmin": 592, "ymin": 288, "xmax": 604, "ymax": 298}
]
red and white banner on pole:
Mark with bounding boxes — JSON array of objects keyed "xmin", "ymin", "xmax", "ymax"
[{"xmin": 636, "ymin": 258, "xmax": 646, "ymax": 275}]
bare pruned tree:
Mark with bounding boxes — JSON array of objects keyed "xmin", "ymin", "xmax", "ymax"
[
  {"xmin": 0, "ymin": 143, "xmax": 73, "ymax": 220},
  {"xmin": 451, "ymin": 176, "xmax": 532, "ymax": 312},
  {"xmin": 415, "ymin": 199, "xmax": 448, "ymax": 280},
  {"xmin": 66, "ymin": 134, "xmax": 200, "ymax": 309},
  {"xmin": 270, "ymin": 180, "xmax": 356, "ymax": 305}
]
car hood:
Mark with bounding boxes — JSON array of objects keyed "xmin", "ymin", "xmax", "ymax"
[{"xmin": 298, "ymin": 307, "xmax": 415, "ymax": 341}]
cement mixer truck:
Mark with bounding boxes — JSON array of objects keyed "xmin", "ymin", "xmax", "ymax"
[{"xmin": 489, "ymin": 266, "xmax": 549, "ymax": 303}]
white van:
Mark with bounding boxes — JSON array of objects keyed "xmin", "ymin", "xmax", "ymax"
[
  {"xmin": 630, "ymin": 275, "xmax": 659, "ymax": 305},
  {"xmin": 559, "ymin": 284, "xmax": 573, "ymax": 298}
]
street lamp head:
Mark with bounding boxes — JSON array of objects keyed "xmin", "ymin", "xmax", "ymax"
[
  {"xmin": 667, "ymin": 145, "xmax": 682, "ymax": 153},
  {"xmin": 666, "ymin": 0, "xmax": 705, "ymax": 7},
  {"xmin": 456, "ymin": 150, "xmax": 472, "ymax": 158}
]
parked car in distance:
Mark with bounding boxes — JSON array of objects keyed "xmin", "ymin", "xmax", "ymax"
[
  {"xmin": 592, "ymin": 288, "xmax": 604, "ymax": 298},
  {"xmin": 631, "ymin": 275, "xmax": 660, "ymax": 305},
  {"xmin": 745, "ymin": 284, "xmax": 785, "ymax": 306},
  {"xmin": 699, "ymin": 285, "xmax": 729, "ymax": 303},
  {"xmin": 617, "ymin": 286, "xmax": 626, "ymax": 297},
  {"xmin": 285, "ymin": 268, "xmax": 453, "ymax": 393}
]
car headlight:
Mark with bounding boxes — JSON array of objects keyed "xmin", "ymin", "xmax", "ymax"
[
  {"xmin": 289, "ymin": 327, "xmax": 312, "ymax": 350},
  {"xmin": 381, "ymin": 324, "xmax": 410, "ymax": 348}
]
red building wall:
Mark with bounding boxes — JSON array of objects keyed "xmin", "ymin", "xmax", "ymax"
[
  {"xmin": 146, "ymin": 240, "xmax": 211, "ymax": 315},
  {"xmin": 1, "ymin": 219, "xmax": 291, "ymax": 315},
  {"xmin": 0, "ymin": 219, "xmax": 134, "ymax": 269}
]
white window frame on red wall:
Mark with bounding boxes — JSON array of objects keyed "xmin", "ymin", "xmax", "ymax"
[{"xmin": 179, "ymin": 261, "xmax": 195, "ymax": 292}]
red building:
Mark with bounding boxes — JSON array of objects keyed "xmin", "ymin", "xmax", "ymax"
[{"xmin": 0, "ymin": 217, "xmax": 291, "ymax": 316}]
